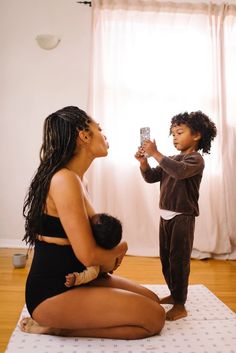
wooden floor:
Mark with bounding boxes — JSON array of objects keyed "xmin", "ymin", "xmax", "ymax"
[{"xmin": 0, "ymin": 248, "xmax": 236, "ymax": 353}]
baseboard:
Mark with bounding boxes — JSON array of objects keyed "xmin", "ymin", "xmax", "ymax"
[{"xmin": 0, "ymin": 239, "xmax": 27, "ymax": 248}]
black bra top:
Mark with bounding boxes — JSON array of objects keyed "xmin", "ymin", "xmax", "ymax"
[{"xmin": 37, "ymin": 214, "xmax": 67, "ymax": 238}]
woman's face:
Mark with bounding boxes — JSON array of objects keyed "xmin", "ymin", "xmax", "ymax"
[{"xmin": 87, "ymin": 120, "xmax": 109, "ymax": 157}]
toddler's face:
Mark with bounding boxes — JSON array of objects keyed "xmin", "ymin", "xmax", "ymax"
[{"xmin": 171, "ymin": 124, "xmax": 201, "ymax": 153}]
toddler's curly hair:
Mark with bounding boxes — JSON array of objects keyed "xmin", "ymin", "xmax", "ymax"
[{"xmin": 170, "ymin": 111, "xmax": 217, "ymax": 154}]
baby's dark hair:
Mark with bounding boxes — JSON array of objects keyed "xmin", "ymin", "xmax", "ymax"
[
  {"xmin": 170, "ymin": 111, "xmax": 217, "ymax": 154},
  {"xmin": 90, "ymin": 213, "xmax": 122, "ymax": 249}
]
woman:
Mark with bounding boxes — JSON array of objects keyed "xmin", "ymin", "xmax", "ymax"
[{"xmin": 20, "ymin": 106, "xmax": 165, "ymax": 340}]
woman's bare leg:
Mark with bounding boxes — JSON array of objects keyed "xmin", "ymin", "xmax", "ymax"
[
  {"xmin": 89, "ymin": 274, "xmax": 160, "ymax": 302},
  {"xmin": 21, "ymin": 285, "xmax": 165, "ymax": 340}
]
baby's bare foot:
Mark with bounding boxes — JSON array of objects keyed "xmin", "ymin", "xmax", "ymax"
[
  {"xmin": 160, "ymin": 295, "xmax": 175, "ymax": 304},
  {"xmin": 166, "ymin": 304, "xmax": 187, "ymax": 321},
  {"xmin": 65, "ymin": 273, "xmax": 76, "ymax": 287},
  {"xmin": 19, "ymin": 317, "xmax": 52, "ymax": 335}
]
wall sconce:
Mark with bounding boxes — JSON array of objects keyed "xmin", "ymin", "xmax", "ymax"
[{"xmin": 35, "ymin": 34, "xmax": 61, "ymax": 50}]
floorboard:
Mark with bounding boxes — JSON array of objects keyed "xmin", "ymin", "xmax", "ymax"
[{"xmin": 0, "ymin": 248, "xmax": 235, "ymax": 353}]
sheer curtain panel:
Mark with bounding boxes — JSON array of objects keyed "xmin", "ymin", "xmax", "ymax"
[{"xmin": 87, "ymin": 0, "xmax": 236, "ymax": 258}]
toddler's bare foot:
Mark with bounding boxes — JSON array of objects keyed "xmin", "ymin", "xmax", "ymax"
[
  {"xmin": 166, "ymin": 304, "xmax": 187, "ymax": 321},
  {"xmin": 160, "ymin": 295, "xmax": 175, "ymax": 304},
  {"xmin": 19, "ymin": 317, "xmax": 56, "ymax": 335}
]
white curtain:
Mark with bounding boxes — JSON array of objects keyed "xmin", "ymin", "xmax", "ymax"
[{"xmin": 86, "ymin": 0, "xmax": 236, "ymax": 258}]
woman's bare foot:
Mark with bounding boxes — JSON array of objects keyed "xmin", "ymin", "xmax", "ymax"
[
  {"xmin": 166, "ymin": 304, "xmax": 187, "ymax": 321},
  {"xmin": 159, "ymin": 295, "xmax": 175, "ymax": 304},
  {"xmin": 19, "ymin": 317, "xmax": 57, "ymax": 335}
]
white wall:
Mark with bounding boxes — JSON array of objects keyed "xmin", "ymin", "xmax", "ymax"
[{"xmin": 0, "ymin": 0, "xmax": 92, "ymax": 247}]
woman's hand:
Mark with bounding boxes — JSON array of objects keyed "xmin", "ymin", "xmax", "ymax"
[
  {"xmin": 111, "ymin": 253, "xmax": 125, "ymax": 273},
  {"xmin": 110, "ymin": 241, "xmax": 127, "ymax": 273},
  {"xmin": 100, "ymin": 241, "xmax": 128, "ymax": 274}
]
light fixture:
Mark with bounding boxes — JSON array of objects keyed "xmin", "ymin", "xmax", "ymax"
[{"xmin": 35, "ymin": 34, "xmax": 61, "ymax": 50}]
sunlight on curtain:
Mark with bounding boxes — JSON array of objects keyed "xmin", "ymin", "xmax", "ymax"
[{"xmin": 87, "ymin": 0, "xmax": 236, "ymax": 257}]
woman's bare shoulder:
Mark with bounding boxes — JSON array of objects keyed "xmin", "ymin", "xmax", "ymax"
[
  {"xmin": 49, "ymin": 169, "xmax": 83, "ymax": 205},
  {"xmin": 51, "ymin": 168, "xmax": 81, "ymax": 187}
]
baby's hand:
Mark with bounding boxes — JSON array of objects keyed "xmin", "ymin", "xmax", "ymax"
[{"xmin": 65, "ymin": 273, "xmax": 76, "ymax": 287}]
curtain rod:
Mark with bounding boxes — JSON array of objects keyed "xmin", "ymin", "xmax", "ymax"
[{"xmin": 77, "ymin": 1, "xmax": 92, "ymax": 6}]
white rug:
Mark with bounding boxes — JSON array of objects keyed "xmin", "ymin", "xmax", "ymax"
[{"xmin": 5, "ymin": 285, "xmax": 236, "ymax": 353}]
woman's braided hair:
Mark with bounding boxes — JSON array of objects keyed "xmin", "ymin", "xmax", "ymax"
[
  {"xmin": 23, "ymin": 106, "xmax": 92, "ymax": 246},
  {"xmin": 170, "ymin": 111, "xmax": 217, "ymax": 154}
]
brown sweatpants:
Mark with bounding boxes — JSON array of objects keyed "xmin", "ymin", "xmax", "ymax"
[{"xmin": 159, "ymin": 214, "xmax": 195, "ymax": 304}]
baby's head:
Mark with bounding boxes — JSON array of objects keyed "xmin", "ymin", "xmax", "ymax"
[
  {"xmin": 90, "ymin": 213, "xmax": 122, "ymax": 249},
  {"xmin": 170, "ymin": 111, "xmax": 217, "ymax": 154}
]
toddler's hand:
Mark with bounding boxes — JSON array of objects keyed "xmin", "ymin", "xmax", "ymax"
[
  {"xmin": 135, "ymin": 146, "xmax": 147, "ymax": 162},
  {"xmin": 142, "ymin": 139, "xmax": 157, "ymax": 157}
]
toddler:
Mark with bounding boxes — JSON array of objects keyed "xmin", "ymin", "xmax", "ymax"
[{"xmin": 135, "ymin": 111, "xmax": 217, "ymax": 320}]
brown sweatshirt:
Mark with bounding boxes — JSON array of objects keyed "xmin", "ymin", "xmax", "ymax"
[{"xmin": 141, "ymin": 152, "xmax": 204, "ymax": 216}]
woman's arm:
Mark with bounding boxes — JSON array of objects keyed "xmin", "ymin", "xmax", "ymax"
[{"xmin": 49, "ymin": 168, "xmax": 127, "ymax": 268}]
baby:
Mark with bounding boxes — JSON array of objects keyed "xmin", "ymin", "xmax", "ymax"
[{"xmin": 65, "ymin": 213, "xmax": 122, "ymax": 287}]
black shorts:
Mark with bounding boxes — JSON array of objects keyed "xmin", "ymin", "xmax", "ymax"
[{"xmin": 25, "ymin": 240, "xmax": 85, "ymax": 316}]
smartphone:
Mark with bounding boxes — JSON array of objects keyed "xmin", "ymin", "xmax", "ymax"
[{"xmin": 140, "ymin": 127, "xmax": 150, "ymax": 157}]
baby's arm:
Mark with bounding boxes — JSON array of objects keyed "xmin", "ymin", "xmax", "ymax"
[{"xmin": 65, "ymin": 265, "xmax": 100, "ymax": 287}]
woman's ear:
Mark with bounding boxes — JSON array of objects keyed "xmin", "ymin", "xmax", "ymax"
[{"xmin": 78, "ymin": 130, "xmax": 90, "ymax": 143}]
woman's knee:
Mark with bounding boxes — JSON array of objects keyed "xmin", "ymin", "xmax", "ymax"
[
  {"xmin": 143, "ymin": 304, "xmax": 165, "ymax": 336},
  {"xmin": 154, "ymin": 305, "xmax": 166, "ymax": 333}
]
